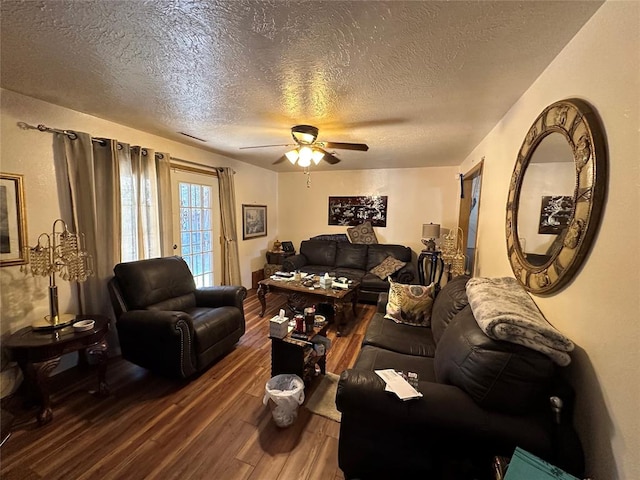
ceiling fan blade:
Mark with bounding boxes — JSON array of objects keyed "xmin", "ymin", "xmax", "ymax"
[
  {"xmin": 273, "ymin": 155, "xmax": 287, "ymax": 165},
  {"xmin": 321, "ymin": 141, "xmax": 369, "ymax": 151},
  {"xmin": 239, "ymin": 143, "xmax": 294, "ymax": 150},
  {"xmin": 317, "ymin": 148, "xmax": 341, "ymax": 165}
]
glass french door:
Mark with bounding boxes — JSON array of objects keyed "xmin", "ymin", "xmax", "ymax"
[{"xmin": 171, "ymin": 169, "xmax": 221, "ymax": 287}]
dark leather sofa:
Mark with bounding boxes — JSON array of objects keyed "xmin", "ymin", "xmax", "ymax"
[
  {"xmin": 108, "ymin": 256, "xmax": 247, "ymax": 378},
  {"xmin": 336, "ymin": 275, "xmax": 584, "ymax": 479},
  {"xmin": 282, "ymin": 239, "xmax": 416, "ymax": 303}
]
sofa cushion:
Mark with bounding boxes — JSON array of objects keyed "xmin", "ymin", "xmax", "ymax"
[
  {"xmin": 385, "ymin": 280, "xmax": 435, "ymax": 327},
  {"xmin": 360, "ymin": 272, "xmax": 391, "ymax": 292},
  {"xmin": 431, "ymin": 275, "xmax": 470, "ymax": 344},
  {"xmin": 336, "ymin": 242, "xmax": 369, "ymax": 270},
  {"xmin": 334, "ymin": 267, "xmax": 366, "ymax": 281},
  {"xmin": 363, "ymin": 313, "xmax": 437, "ymax": 357},
  {"xmin": 300, "ymin": 240, "xmax": 337, "ymax": 267},
  {"xmin": 366, "ymin": 244, "xmax": 412, "ymax": 270},
  {"xmin": 434, "ymin": 311, "xmax": 556, "ymax": 414},
  {"xmin": 370, "ymin": 255, "xmax": 406, "ymax": 279},
  {"xmin": 347, "ymin": 221, "xmax": 378, "ymax": 244}
]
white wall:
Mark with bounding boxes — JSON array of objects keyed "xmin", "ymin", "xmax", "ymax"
[
  {"xmin": 459, "ymin": 2, "xmax": 639, "ymax": 478},
  {"xmin": 277, "ymin": 166, "xmax": 460, "ymax": 258},
  {"xmin": 0, "ymin": 89, "xmax": 278, "ymax": 392}
]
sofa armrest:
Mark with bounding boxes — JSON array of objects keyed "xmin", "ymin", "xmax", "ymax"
[
  {"xmin": 282, "ymin": 254, "xmax": 307, "ymax": 271},
  {"xmin": 195, "ymin": 286, "xmax": 247, "ymax": 311},
  {"xmin": 392, "ymin": 263, "xmax": 417, "ymax": 284},
  {"xmin": 336, "ymin": 369, "xmax": 551, "ymax": 448},
  {"xmin": 337, "ymin": 369, "xmax": 483, "ymax": 427},
  {"xmin": 118, "ymin": 309, "xmax": 194, "ymax": 333},
  {"xmin": 116, "ymin": 310, "xmax": 197, "ymax": 377}
]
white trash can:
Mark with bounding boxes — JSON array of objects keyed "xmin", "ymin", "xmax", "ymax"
[{"xmin": 263, "ymin": 374, "xmax": 305, "ymax": 427}]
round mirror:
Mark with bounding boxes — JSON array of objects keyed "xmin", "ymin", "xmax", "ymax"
[{"xmin": 506, "ymin": 99, "xmax": 607, "ymax": 294}]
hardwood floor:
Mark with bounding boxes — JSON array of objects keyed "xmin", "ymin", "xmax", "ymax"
[{"xmin": 0, "ymin": 290, "xmax": 376, "ymax": 480}]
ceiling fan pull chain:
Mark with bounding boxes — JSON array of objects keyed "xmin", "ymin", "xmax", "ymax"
[{"xmin": 304, "ymin": 168, "xmax": 311, "ymax": 188}]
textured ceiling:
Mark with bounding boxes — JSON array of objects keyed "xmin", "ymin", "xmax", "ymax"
[{"xmin": 1, "ymin": 0, "xmax": 603, "ymax": 172}]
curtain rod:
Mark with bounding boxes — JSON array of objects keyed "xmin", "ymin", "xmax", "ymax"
[{"xmin": 18, "ymin": 121, "xmax": 235, "ymax": 173}]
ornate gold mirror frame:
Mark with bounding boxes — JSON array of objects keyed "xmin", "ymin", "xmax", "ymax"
[{"xmin": 506, "ymin": 99, "xmax": 607, "ymax": 294}]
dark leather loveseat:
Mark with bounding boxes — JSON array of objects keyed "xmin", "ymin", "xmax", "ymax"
[
  {"xmin": 108, "ymin": 256, "xmax": 247, "ymax": 378},
  {"xmin": 282, "ymin": 239, "xmax": 416, "ymax": 303},
  {"xmin": 336, "ymin": 275, "xmax": 584, "ymax": 479}
]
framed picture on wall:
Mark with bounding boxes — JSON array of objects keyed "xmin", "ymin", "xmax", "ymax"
[
  {"xmin": 242, "ymin": 204, "xmax": 267, "ymax": 240},
  {"xmin": 328, "ymin": 196, "xmax": 388, "ymax": 227},
  {"xmin": 538, "ymin": 195, "xmax": 573, "ymax": 234},
  {"xmin": 0, "ymin": 172, "xmax": 28, "ymax": 267}
]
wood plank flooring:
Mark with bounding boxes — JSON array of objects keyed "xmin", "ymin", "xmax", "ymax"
[{"xmin": 0, "ymin": 290, "xmax": 375, "ymax": 480}]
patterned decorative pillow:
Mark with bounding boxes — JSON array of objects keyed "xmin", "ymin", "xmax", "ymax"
[
  {"xmin": 370, "ymin": 255, "xmax": 406, "ymax": 279},
  {"xmin": 347, "ymin": 221, "xmax": 378, "ymax": 244},
  {"xmin": 385, "ymin": 280, "xmax": 435, "ymax": 327}
]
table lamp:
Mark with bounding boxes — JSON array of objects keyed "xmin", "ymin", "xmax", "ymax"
[
  {"xmin": 22, "ymin": 219, "xmax": 93, "ymax": 329},
  {"xmin": 421, "ymin": 223, "xmax": 441, "ymax": 252}
]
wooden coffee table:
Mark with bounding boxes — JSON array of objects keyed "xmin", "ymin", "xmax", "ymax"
[{"xmin": 257, "ymin": 277, "xmax": 359, "ymax": 336}]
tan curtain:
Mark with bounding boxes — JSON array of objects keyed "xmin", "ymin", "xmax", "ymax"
[
  {"xmin": 53, "ymin": 133, "xmax": 121, "ymax": 317},
  {"xmin": 53, "ymin": 133, "xmax": 173, "ymax": 317},
  {"xmin": 156, "ymin": 152, "xmax": 174, "ymax": 257},
  {"xmin": 217, "ymin": 167, "xmax": 241, "ymax": 285},
  {"xmin": 119, "ymin": 147, "xmax": 172, "ymax": 261}
]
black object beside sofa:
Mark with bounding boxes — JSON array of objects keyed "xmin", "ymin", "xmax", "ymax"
[
  {"xmin": 335, "ymin": 275, "xmax": 584, "ymax": 479},
  {"xmin": 108, "ymin": 256, "xmax": 247, "ymax": 378},
  {"xmin": 282, "ymin": 239, "xmax": 416, "ymax": 303}
]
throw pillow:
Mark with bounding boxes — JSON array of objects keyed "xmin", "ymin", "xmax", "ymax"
[
  {"xmin": 385, "ymin": 280, "xmax": 435, "ymax": 327},
  {"xmin": 370, "ymin": 255, "xmax": 406, "ymax": 279},
  {"xmin": 347, "ymin": 221, "xmax": 378, "ymax": 244}
]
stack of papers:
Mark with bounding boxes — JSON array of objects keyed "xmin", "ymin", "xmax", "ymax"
[{"xmin": 375, "ymin": 369, "xmax": 423, "ymax": 401}]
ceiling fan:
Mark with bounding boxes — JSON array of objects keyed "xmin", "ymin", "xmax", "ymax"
[{"xmin": 239, "ymin": 125, "xmax": 369, "ymax": 166}]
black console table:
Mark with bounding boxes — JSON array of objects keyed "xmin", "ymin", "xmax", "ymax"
[{"xmin": 418, "ymin": 250, "xmax": 445, "ymax": 290}]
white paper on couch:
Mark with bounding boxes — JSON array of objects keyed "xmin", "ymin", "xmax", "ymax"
[{"xmin": 375, "ymin": 369, "xmax": 423, "ymax": 401}]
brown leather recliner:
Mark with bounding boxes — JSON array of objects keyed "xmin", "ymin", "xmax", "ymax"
[{"xmin": 108, "ymin": 256, "xmax": 246, "ymax": 378}]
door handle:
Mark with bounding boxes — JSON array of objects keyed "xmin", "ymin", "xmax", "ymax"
[{"xmin": 173, "ymin": 244, "xmax": 177, "ymax": 250}]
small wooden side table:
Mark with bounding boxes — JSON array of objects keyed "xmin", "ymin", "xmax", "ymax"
[
  {"xmin": 266, "ymin": 251, "xmax": 294, "ymax": 264},
  {"xmin": 270, "ymin": 321, "xmax": 330, "ymax": 384},
  {"xmin": 4, "ymin": 314, "xmax": 110, "ymax": 425}
]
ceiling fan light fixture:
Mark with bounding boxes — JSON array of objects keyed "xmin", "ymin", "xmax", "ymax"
[
  {"xmin": 312, "ymin": 149, "xmax": 324, "ymax": 165},
  {"xmin": 298, "ymin": 146, "xmax": 313, "ymax": 167},
  {"xmin": 291, "ymin": 125, "xmax": 319, "ymax": 145},
  {"xmin": 285, "ymin": 149, "xmax": 299, "ymax": 164}
]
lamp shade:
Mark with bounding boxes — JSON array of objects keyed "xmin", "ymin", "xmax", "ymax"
[
  {"xmin": 422, "ymin": 223, "xmax": 441, "ymax": 239},
  {"xmin": 285, "ymin": 149, "xmax": 299, "ymax": 164}
]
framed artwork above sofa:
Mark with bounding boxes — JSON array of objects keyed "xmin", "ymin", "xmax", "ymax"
[{"xmin": 328, "ymin": 195, "xmax": 388, "ymax": 227}]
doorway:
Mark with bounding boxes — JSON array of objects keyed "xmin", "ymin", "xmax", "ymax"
[
  {"xmin": 457, "ymin": 161, "xmax": 483, "ymax": 276},
  {"xmin": 171, "ymin": 168, "xmax": 221, "ymax": 287}
]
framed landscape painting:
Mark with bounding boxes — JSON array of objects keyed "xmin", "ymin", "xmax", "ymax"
[
  {"xmin": 0, "ymin": 173, "xmax": 28, "ymax": 266},
  {"xmin": 242, "ymin": 204, "xmax": 267, "ymax": 240}
]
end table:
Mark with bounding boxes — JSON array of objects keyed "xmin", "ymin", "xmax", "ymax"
[
  {"xmin": 5, "ymin": 314, "xmax": 110, "ymax": 425},
  {"xmin": 418, "ymin": 250, "xmax": 445, "ymax": 291}
]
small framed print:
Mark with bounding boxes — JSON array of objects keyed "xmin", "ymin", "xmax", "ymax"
[
  {"xmin": 538, "ymin": 195, "xmax": 574, "ymax": 234},
  {"xmin": 242, "ymin": 204, "xmax": 267, "ymax": 240},
  {"xmin": 1, "ymin": 173, "xmax": 28, "ymax": 267}
]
